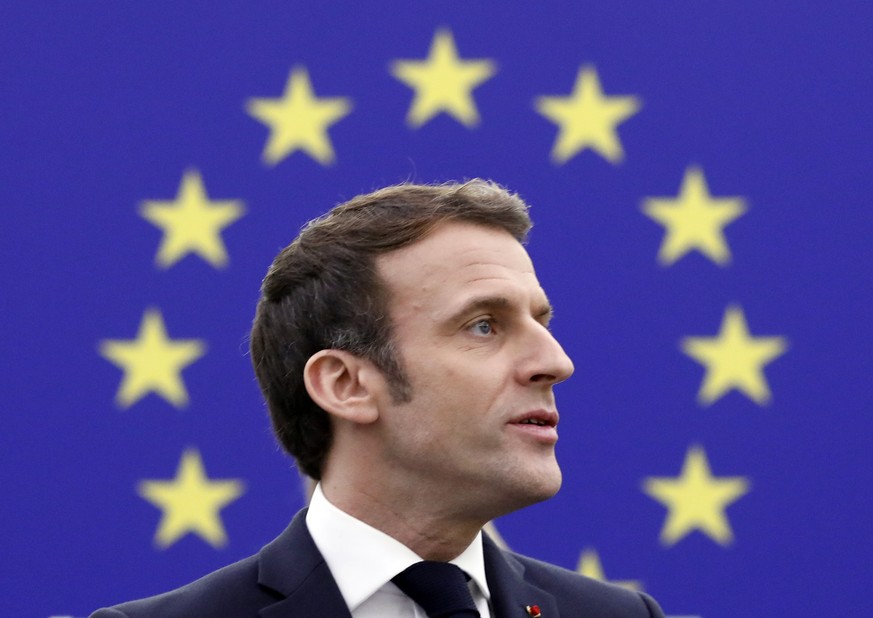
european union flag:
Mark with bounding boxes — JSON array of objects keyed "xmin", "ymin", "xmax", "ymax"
[{"xmin": 2, "ymin": 4, "xmax": 870, "ymax": 617}]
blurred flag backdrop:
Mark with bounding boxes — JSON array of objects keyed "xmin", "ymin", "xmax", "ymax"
[{"xmin": 2, "ymin": 3, "xmax": 871, "ymax": 617}]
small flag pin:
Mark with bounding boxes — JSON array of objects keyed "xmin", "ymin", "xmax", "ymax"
[{"xmin": 525, "ymin": 605, "xmax": 542, "ymax": 617}]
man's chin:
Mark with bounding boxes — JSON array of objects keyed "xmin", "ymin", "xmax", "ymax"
[
  {"xmin": 500, "ymin": 463, "xmax": 562, "ymax": 513},
  {"xmin": 531, "ymin": 466, "xmax": 563, "ymax": 502}
]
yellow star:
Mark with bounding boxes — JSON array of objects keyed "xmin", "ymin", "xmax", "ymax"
[
  {"xmin": 577, "ymin": 548, "xmax": 642, "ymax": 591},
  {"xmin": 99, "ymin": 309, "xmax": 206, "ymax": 408},
  {"xmin": 246, "ymin": 66, "xmax": 352, "ymax": 166},
  {"xmin": 391, "ymin": 28, "xmax": 496, "ymax": 128},
  {"xmin": 140, "ymin": 170, "xmax": 245, "ymax": 269},
  {"xmin": 138, "ymin": 448, "xmax": 245, "ymax": 549},
  {"xmin": 682, "ymin": 306, "xmax": 788, "ymax": 405},
  {"xmin": 642, "ymin": 166, "xmax": 746, "ymax": 266},
  {"xmin": 535, "ymin": 65, "xmax": 640, "ymax": 164},
  {"xmin": 643, "ymin": 445, "xmax": 750, "ymax": 546}
]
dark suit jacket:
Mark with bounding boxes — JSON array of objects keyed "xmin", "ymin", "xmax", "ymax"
[{"xmin": 91, "ymin": 509, "xmax": 665, "ymax": 617}]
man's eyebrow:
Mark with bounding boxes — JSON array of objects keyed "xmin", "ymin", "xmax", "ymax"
[
  {"xmin": 536, "ymin": 302, "xmax": 555, "ymax": 323},
  {"xmin": 445, "ymin": 295, "xmax": 554, "ymax": 325},
  {"xmin": 446, "ymin": 296, "xmax": 510, "ymax": 324}
]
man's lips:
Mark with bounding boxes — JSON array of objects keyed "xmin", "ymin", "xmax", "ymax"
[
  {"xmin": 508, "ymin": 409, "xmax": 559, "ymax": 427},
  {"xmin": 507, "ymin": 410, "xmax": 559, "ymax": 443}
]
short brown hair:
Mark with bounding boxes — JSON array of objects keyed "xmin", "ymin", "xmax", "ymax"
[{"xmin": 250, "ymin": 180, "xmax": 532, "ymax": 479}]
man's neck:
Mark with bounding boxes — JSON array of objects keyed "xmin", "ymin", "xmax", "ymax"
[{"xmin": 319, "ymin": 478, "xmax": 487, "ymax": 561}]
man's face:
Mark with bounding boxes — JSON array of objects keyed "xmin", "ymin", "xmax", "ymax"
[{"xmin": 374, "ymin": 221, "xmax": 575, "ymax": 519}]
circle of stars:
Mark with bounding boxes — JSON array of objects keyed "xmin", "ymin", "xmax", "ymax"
[{"xmin": 95, "ymin": 32, "xmax": 789, "ymax": 607}]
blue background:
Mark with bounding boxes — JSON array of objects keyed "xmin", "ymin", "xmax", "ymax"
[{"xmin": 1, "ymin": 3, "xmax": 871, "ymax": 616}]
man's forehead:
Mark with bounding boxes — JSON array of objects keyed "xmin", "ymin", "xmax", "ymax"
[
  {"xmin": 378, "ymin": 222, "xmax": 533, "ymax": 275},
  {"xmin": 376, "ymin": 222, "xmax": 543, "ymax": 309}
]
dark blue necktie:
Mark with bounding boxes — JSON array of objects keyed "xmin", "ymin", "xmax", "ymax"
[{"xmin": 392, "ymin": 561, "xmax": 481, "ymax": 617}]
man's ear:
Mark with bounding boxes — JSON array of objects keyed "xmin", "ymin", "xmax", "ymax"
[{"xmin": 303, "ymin": 349, "xmax": 380, "ymax": 424}]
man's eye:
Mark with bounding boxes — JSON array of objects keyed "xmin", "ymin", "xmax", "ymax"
[{"xmin": 470, "ymin": 319, "xmax": 494, "ymax": 336}]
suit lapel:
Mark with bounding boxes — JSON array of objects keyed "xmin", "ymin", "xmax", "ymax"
[
  {"xmin": 483, "ymin": 533, "xmax": 559, "ymax": 618},
  {"xmin": 253, "ymin": 510, "xmax": 556, "ymax": 618},
  {"xmin": 256, "ymin": 509, "xmax": 352, "ymax": 618}
]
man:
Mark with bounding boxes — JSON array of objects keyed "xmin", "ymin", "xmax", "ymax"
[{"xmin": 92, "ymin": 180, "xmax": 665, "ymax": 617}]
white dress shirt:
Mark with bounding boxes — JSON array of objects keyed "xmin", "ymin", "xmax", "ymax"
[{"xmin": 306, "ymin": 483, "xmax": 493, "ymax": 618}]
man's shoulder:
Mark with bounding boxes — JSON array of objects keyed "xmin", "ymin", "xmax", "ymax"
[
  {"xmin": 89, "ymin": 553, "xmax": 276, "ymax": 618},
  {"xmin": 504, "ymin": 549, "xmax": 664, "ymax": 617}
]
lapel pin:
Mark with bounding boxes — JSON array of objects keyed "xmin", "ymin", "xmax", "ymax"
[{"xmin": 525, "ymin": 605, "xmax": 542, "ymax": 617}]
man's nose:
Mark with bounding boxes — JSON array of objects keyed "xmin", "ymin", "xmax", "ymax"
[{"xmin": 520, "ymin": 323, "xmax": 575, "ymax": 386}]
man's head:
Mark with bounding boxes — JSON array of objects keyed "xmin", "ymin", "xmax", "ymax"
[{"xmin": 250, "ymin": 180, "xmax": 539, "ymax": 481}]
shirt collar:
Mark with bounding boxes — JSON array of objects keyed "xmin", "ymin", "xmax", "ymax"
[{"xmin": 306, "ymin": 483, "xmax": 491, "ymax": 611}]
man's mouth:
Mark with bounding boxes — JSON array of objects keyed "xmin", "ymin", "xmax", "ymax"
[
  {"xmin": 508, "ymin": 411, "xmax": 559, "ymax": 443},
  {"xmin": 510, "ymin": 410, "xmax": 559, "ymax": 427}
]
